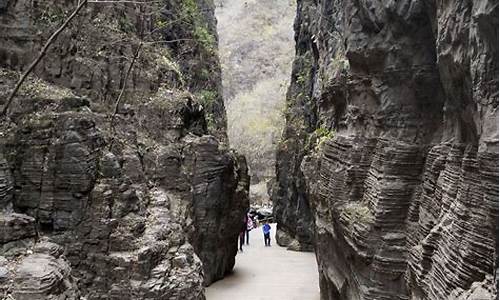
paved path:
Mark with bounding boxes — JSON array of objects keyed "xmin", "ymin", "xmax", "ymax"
[{"xmin": 206, "ymin": 224, "xmax": 320, "ymax": 300}]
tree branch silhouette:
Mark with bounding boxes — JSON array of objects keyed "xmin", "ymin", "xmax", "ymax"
[{"xmin": 1, "ymin": 0, "xmax": 89, "ymax": 116}]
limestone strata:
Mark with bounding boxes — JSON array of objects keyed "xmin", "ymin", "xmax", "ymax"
[
  {"xmin": 0, "ymin": 156, "xmax": 12, "ymax": 207},
  {"xmin": 278, "ymin": 0, "xmax": 498, "ymax": 299},
  {"xmin": 185, "ymin": 136, "xmax": 250, "ymax": 284},
  {"xmin": 10, "ymin": 254, "xmax": 80, "ymax": 300},
  {"xmin": 0, "ymin": 84, "xmax": 248, "ymax": 299},
  {"xmin": 0, "ymin": 0, "xmax": 249, "ymax": 299}
]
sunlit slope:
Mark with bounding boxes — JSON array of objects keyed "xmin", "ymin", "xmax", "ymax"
[{"xmin": 216, "ymin": 0, "xmax": 296, "ymax": 186}]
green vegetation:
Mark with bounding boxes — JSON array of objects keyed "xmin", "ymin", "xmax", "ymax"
[
  {"xmin": 205, "ymin": 114, "xmax": 216, "ymax": 129},
  {"xmin": 199, "ymin": 68, "xmax": 211, "ymax": 81},
  {"xmin": 38, "ymin": 6, "xmax": 66, "ymax": 26},
  {"xmin": 118, "ymin": 16, "xmax": 135, "ymax": 33},
  {"xmin": 147, "ymin": 87, "xmax": 183, "ymax": 111},
  {"xmin": 193, "ymin": 24, "xmax": 216, "ymax": 53},
  {"xmin": 290, "ymin": 54, "xmax": 313, "ymax": 106},
  {"xmin": 197, "ymin": 90, "xmax": 218, "ymax": 108},
  {"xmin": 311, "ymin": 126, "xmax": 335, "ymax": 151},
  {"xmin": 18, "ymin": 75, "xmax": 74, "ymax": 100},
  {"xmin": 153, "ymin": 48, "xmax": 185, "ymax": 87},
  {"xmin": 315, "ymin": 126, "xmax": 335, "ymax": 139},
  {"xmin": 332, "ymin": 51, "xmax": 349, "ymax": 71},
  {"xmin": 196, "ymin": 90, "xmax": 219, "ymax": 130},
  {"xmin": 25, "ymin": 114, "xmax": 54, "ymax": 129},
  {"xmin": 296, "ymin": 68, "xmax": 310, "ymax": 86},
  {"xmin": 295, "ymin": 54, "xmax": 313, "ymax": 86},
  {"xmin": 154, "ymin": 19, "xmax": 169, "ymax": 30},
  {"xmin": 179, "ymin": 0, "xmax": 217, "ymax": 54},
  {"xmin": 339, "ymin": 202, "xmax": 375, "ymax": 231}
]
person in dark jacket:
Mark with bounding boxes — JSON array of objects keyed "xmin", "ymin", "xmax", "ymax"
[
  {"xmin": 239, "ymin": 216, "xmax": 247, "ymax": 251},
  {"xmin": 239, "ymin": 230, "xmax": 245, "ymax": 251}
]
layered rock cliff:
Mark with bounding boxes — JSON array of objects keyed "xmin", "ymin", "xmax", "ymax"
[
  {"xmin": 275, "ymin": 0, "xmax": 498, "ymax": 299},
  {"xmin": 0, "ymin": 0, "xmax": 249, "ymax": 299}
]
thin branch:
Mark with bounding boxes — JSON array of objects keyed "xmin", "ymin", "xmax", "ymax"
[
  {"xmin": 143, "ymin": 38, "xmax": 195, "ymax": 45},
  {"xmin": 1, "ymin": 0, "xmax": 88, "ymax": 116},
  {"xmin": 1, "ymin": 0, "xmax": 204, "ymax": 118},
  {"xmin": 104, "ymin": 13, "xmax": 196, "ymax": 46},
  {"xmin": 112, "ymin": 42, "xmax": 143, "ymax": 119},
  {"xmin": 107, "ymin": 42, "xmax": 142, "ymax": 151}
]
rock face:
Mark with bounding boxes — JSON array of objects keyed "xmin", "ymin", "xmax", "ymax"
[
  {"xmin": 0, "ymin": 0, "xmax": 249, "ymax": 299},
  {"xmin": 276, "ymin": 0, "xmax": 498, "ymax": 299}
]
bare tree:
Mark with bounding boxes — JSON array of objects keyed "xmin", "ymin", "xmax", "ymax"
[
  {"xmin": 0, "ymin": 0, "xmax": 208, "ymax": 118},
  {"xmin": 111, "ymin": 42, "xmax": 143, "ymax": 121},
  {"xmin": 1, "ymin": 0, "xmax": 89, "ymax": 116}
]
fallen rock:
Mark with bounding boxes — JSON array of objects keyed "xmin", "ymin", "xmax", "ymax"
[
  {"xmin": 0, "ymin": 213, "xmax": 36, "ymax": 244},
  {"xmin": 12, "ymin": 254, "xmax": 80, "ymax": 300}
]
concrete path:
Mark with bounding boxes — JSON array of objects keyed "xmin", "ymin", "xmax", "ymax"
[{"xmin": 206, "ymin": 224, "xmax": 320, "ymax": 300}]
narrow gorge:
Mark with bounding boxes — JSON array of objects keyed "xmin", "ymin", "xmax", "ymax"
[{"xmin": 0, "ymin": 0, "xmax": 498, "ymax": 300}]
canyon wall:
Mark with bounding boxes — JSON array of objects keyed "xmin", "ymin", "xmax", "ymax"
[
  {"xmin": 275, "ymin": 0, "xmax": 498, "ymax": 298},
  {"xmin": 0, "ymin": 0, "xmax": 249, "ymax": 299}
]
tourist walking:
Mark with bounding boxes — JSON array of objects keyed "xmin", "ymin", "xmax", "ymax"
[
  {"xmin": 245, "ymin": 212, "xmax": 254, "ymax": 245},
  {"xmin": 262, "ymin": 221, "xmax": 271, "ymax": 246},
  {"xmin": 239, "ymin": 230, "xmax": 245, "ymax": 252},
  {"xmin": 239, "ymin": 216, "xmax": 246, "ymax": 251}
]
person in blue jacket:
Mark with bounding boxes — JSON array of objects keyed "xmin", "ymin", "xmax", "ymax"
[{"xmin": 262, "ymin": 221, "xmax": 271, "ymax": 246}]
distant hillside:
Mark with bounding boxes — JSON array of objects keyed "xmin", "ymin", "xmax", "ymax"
[{"xmin": 215, "ymin": 0, "xmax": 296, "ymax": 190}]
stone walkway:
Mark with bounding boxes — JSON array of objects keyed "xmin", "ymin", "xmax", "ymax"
[{"xmin": 206, "ymin": 224, "xmax": 320, "ymax": 300}]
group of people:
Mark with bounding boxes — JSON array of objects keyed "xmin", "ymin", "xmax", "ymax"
[{"xmin": 239, "ymin": 211, "xmax": 272, "ymax": 251}]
